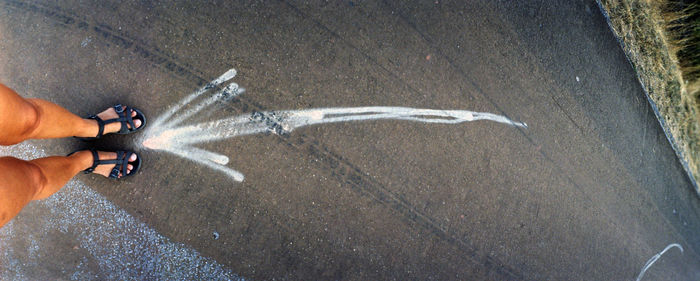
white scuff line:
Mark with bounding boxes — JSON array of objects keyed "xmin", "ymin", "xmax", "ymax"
[
  {"xmin": 0, "ymin": 143, "xmax": 244, "ymax": 281},
  {"xmin": 141, "ymin": 68, "xmax": 528, "ymax": 183},
  {"xmin": 635, "ymin": 243, "xmax": 683, "ymax": 281}
]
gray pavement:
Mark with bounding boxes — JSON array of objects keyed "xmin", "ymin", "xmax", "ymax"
[{"xmin": 1, "ymin": 0, "xmax": 699, "ymax": 280}]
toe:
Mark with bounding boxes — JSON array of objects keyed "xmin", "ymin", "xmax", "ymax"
[
  {"xmin": 129, "ymin": 154, "xmax": 138, "ymax": 162},
  {"xmin": 133, "ymin": 119, "xmax": 142, "ymax": 129},
  {"xmin": 127, "ymin": 164, "xmax": 134, "ymax": 172}
]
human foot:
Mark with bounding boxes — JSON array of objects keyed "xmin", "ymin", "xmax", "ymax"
[
  {"xmin": 77, "ymin": 149, "xmax": 141, "ymax": 179},
  {"xmin": 84, "ymin": 104, "xmax": 146, "ymax": 139}
]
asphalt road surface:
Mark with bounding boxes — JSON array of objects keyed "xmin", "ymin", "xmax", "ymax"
[{"xmin": 1, "ymin": 0, "xmax": 699, "ymax": 280}]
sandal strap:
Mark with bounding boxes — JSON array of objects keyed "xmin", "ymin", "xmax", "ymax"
[
  {"xmin": 87, "ymin": 115, "xmax": 106, "ymax": 138},
  {"xmin": 123, "ymin": 108, "xmax": 136, "ymax": 134},
  {"xmin": 83, "ymin": 150, "xmax": 132, "ymax": 179},
  {"xmin": 121, "ymin": 152, "xmax": 133, "ymax": 177},
  {"xmin": 101, "ymin": 104, "xmax": 137, "ymax": 134},
  {"xmin": 106, "ymin": 151, "xmax": 124, "ymax": 179},
  {"xmin": 83, "ymin": 149, "xmax": 99, "ymax": 174}
]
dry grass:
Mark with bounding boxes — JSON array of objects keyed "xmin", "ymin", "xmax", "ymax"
[
  {"xmin": 597, "ymin": 0, "xmax": 700, "ymax": 194},
  {"xmin": 655, "ymin": 1, "xmax": 700, "ymax": 97}
]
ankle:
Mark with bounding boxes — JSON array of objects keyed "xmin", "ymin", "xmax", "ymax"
[
  {"xmin": 76, "ymin": 118, "xmax": 98, "ymax": 138},
  {"xmin": 68, "ymin": 150, "xmax": 94, "ymax": 171}
]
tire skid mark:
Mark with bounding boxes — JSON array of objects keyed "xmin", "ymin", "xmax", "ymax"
[
  {"xmin": 370, "ymin": 0, "xmax": 597, "ymax": 204},
  {"xmin": 2, "ymin": 1, "xmax": 522, "ymax": 279},
  {"xmin": 380, "ymin": 0, "xmax": 700, "ymax": 261},
  {"xmin": 2, "ymin": 0, "xmax": 209, "ymax": 87},
  {"xmin": 298, "ymin": 137, "xmax": 522, "ymax": 280}
]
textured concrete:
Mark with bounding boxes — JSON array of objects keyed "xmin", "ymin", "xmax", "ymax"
[{"xmin": 1, "ymin": 0, "xmax": 699, "ymax": 280}]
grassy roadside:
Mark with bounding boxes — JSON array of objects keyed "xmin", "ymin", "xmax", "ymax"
[
  {"xmin": 596, "ymin": 0, "xmax": 700, "ymax": 195},
  {"xmin": 659, "ymin": 1, "xmax": 700, "ymax": 95}
]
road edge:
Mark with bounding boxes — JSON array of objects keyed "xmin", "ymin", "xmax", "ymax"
[{"xmin": 595, "ymin": 0, "xmax": 700, "ymax": 196}]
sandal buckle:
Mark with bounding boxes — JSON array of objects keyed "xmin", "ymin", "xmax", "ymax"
[
  {"xmin": 110, "ymin": 168, "xmax": 120, "ymax": 178},
  {"xmin": 114, "ymin": 104, "xmax": 125, "ymax": 113}
]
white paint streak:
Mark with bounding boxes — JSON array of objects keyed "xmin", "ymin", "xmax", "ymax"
[
  {"xmin": 166, "ymin": 82, "xmax": 245, "ymax": 128},
  {"xmin": 0, "ymin": 144, "xmax": 244, "ymax": 280},
  {"xmin": 142, "ymin": 68, "xmax": 527, "ymax": 182},
  {"xmin": 635, "ymin": 243, "xmax": 683, "ymax": 281},
  {"xmin": 152, "ymin": 68, "xmax": 237, "ymax": 129}
]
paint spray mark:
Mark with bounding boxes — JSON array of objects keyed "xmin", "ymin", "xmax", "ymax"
[
  {"xmin": 80, "ymin": 37, "xmax": 91, "ymax": 47},
  {"xmin": 141, "ymin": 68, "xmax": 527, "ymax": 182},
  {"xmin": 635, "ymin": 243, "xmax": 683, "ymax": 281}
]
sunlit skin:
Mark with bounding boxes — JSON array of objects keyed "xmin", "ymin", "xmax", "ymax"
[{"xmin": 0, "ymin": 83, "xmax": 142, "ymax": 228}]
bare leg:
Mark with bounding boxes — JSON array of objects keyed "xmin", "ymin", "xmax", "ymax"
[
  {"xmin": 0, "ymin": 152, "xmax": 89, "ymax": 228},
  {"xmin": 0, "ymin": 83, "xmax": 142, "ymax": 145},
  {"xmin": 0, "ymin": 151, "xmax": 137, "ymax": 228}
]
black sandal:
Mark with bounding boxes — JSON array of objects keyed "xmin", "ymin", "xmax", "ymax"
[
  {"xmin": 70, "ymin": 149, "xmax": 141, "ymax": 179},
  {"xmin": 82, "ymin": 104, "xmax": 146, "ymax": 140}
]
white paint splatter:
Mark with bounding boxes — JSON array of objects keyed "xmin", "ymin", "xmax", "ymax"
[
  {"xmin": 80, "ymin": 37, "xmax": 92, "ymax": 47},
  {"xmin": 0, "ymin": 144, "xmax": 244, "ymax": 280},
  {"xmin": 635, "ymin": 243, "xmax": 683, "ymax": 281},
  {"xmin": 141, "ymin": 68, "xmax": 527, "ymax": 182}
]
